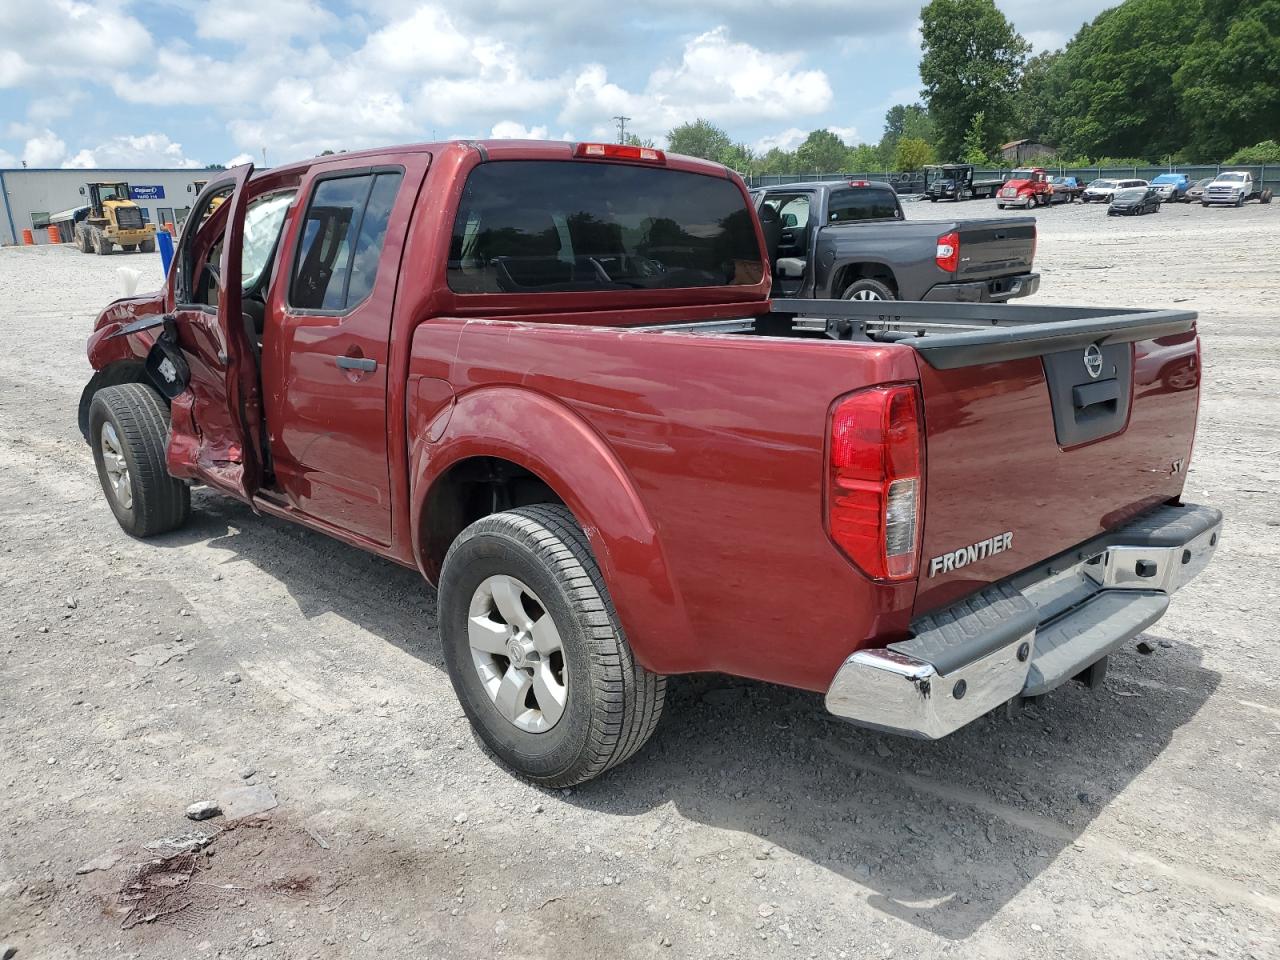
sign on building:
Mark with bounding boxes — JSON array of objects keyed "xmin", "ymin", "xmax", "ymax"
[{"xmin": 130, "ymin": 185, "xmax": 165, "ymax": 200}]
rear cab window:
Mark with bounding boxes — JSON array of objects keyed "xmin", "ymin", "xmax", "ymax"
[
  {"xmin": 447, "ymin": 161, "xmax": 762, "ymax": 293},
  {"xmin": 826, "ymin": 188, "xmax": 902, "ymax": 222}
]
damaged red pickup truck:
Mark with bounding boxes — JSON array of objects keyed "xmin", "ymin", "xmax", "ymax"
[{"xmin": 80, "ymin": 140, "xmax": 1221, "ymax": 786}]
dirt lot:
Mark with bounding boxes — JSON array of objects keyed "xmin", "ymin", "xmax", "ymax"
[{"xmin": 2, "ymin": 198, "xmax": 1278, "ymax": 960}]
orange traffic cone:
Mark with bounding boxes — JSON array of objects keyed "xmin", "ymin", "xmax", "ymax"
[
  {"xmin": 165, "ymin": 221, "xmax": 176, "ymax": 235},
  {"xmin": 21, "ymin": 229, "xmax": 33, "ymax": 245},
  {"xmin": 48, "ymin": 225, "xmax": 61, "ymax": 244}
]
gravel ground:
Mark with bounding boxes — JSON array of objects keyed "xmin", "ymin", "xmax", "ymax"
[{"xmin": 1, "ymin": 198, "xmax": 1278, "ymax": 960}]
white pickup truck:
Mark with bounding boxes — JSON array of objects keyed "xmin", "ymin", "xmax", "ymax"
[{"xmin": 1202, "ymin": 171, "xmax": 1274, "ymax": 207}]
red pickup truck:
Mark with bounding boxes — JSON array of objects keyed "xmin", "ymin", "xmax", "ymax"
[{"xmin": 80, "ymin": 139, "xmax": 1220, "ymax": 786}]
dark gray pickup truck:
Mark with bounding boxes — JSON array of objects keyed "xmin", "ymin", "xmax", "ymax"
[{"xmin": 752, "ymin": 180, "xmax": 1040, "ymax": 303}]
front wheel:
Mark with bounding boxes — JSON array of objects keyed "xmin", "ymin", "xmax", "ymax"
[
  {"xmin": 139, "ymin": 237, "xmax": 156, "ymax": 253},
  {"xmin": 1261, "ymin": 189, "xmax": 1273, "ymax": 205},
  {"xmin": 89, "ymin": 383, "xmax": 190, "ymax": 537},
  {"xmin": 438, "ymin": 504, "xmax": 666, "ymax": 787},
  {"xmin": 841, "ymin": 278, "xmax": 896, "ymax": 301}
]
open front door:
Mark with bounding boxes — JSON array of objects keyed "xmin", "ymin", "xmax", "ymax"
[{"xmin": 163, "ymin": 164, "xmax": 262, "ymax": 504}]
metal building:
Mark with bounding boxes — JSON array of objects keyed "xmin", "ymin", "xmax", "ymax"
[{"xmin": 0, "ymin": 167, "xmax": 223, "ymax": 245}]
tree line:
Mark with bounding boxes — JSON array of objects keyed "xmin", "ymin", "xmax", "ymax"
[{"xmin": 660, "ymin": 0, "xmax": 1280, "ymax": 174}]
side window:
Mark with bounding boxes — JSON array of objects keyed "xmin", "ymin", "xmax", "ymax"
[
  {"xmin": 289, "ymin": 170, "xmax": 403, "ymax": 312},
  {"xmin": 240, "ymin": 191, "xmax": 296, "ymax": 290},
  {"xmin": 777, "ymin": 195, "xmax": 810, "ymax": 229}
]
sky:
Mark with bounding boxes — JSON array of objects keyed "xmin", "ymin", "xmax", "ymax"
[{"xmin": 0, "ymin": 0, "xmax": 1116, "ymax": 170}]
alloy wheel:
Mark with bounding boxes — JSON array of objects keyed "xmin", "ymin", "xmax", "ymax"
[
  {"xmin": 100, "ymin": 422, "xmax": 132, "ymax": 510},
  {"xmin": 467, "ymin": 574, "xmax": 568, "ymax": 733}
]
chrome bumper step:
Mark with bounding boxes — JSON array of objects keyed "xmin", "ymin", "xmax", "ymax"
[{"xmin": 825, "ymin": 504, "xmax": 1222, "ymax": 739}]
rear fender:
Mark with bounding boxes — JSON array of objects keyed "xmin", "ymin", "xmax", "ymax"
[{"xmin": 413, "ymin": 386, "xmax": 696, "ymax": 675}]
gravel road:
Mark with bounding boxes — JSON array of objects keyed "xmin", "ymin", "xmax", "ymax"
[{"xmin": 1, "ymin": 198, "xmax": 1278, "ymax": 960}]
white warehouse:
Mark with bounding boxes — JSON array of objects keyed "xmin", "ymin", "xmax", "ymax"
[{"xmin": 0, "ymin": 167, "xmax": 225, "ymax": 245}]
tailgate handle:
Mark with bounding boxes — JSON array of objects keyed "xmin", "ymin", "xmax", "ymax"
[{"xmin": 1072, "ymin": 378, "xmax": 1119, "ymax": 411}]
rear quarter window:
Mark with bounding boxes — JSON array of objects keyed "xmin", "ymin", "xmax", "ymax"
[{"xmin": 448, "ymin": 160, "xmax": 762, "ymax": 294}]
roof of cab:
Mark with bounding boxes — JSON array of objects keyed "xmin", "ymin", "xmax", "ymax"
[{"xmin": 249, "ymin": 139, "xmax": 735, "ymax": 181}]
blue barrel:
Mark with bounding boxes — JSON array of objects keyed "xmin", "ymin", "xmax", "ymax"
[{"xmin": 158, "ymin": 228, "xmax": 175, "ymax": 276}]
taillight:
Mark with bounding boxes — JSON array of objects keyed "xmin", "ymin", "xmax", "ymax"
[
  {"xmin": 575, "ymin": 143, "xmax": 666, "ymax": 163},
  {"xmin": 827, "ymin": 384, "xmax": 924, "ymax": 581},
  {"xmin": 935, "ymin": 231, "xmax": 959, "ymax": 273},
  {"xmin": 848, "ymin": 180, "xmax": 869, "ymax": 187}
]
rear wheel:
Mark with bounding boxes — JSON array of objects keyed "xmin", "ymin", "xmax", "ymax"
[
  {"xmin": 89, "ymin": 384, "xmax": 190, "ymax": 537},
  {"xmin": 1261, "ymin": 189, "xmax": 1273, "ymax": 205},
  {"xmin": 841, "ymin": 278, "xmax": 896, "ymax": 301},
  {"xmin": 438, "ymin": 504, "xmax": 666, "ymax": 787},
  {"xmin": 95, "ymin": 230, "xmax": 113, "ymax": 255},
  {"xmin": 140, "ymin": 237, "xmax": 156, "ymax": 253}
]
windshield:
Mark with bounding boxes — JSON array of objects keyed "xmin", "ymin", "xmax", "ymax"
[
  {"xmin": 1218, "ymin": 173, "xmax": 1247, "ymax": 182},
  {"xmin": 241, "ymin": 191, "xmax": 296, "ymax": 289},
  {"xmin": 1152, "ymin": 175, "xmax": 1180, "ymax": 185},
  {"xmin": 1088, "ymin": 180, "xmax": 1117, "ymax": 189},
  {"xmin": 1195, "ymin": 178, "xmax": 1213, "ymax": 187},
  {"xmin": 1114, "ymin": 188, "xmax": 1147, "ymax": 200},
  {"xmin": 449, "ymin": 161, "xmax": 763, "ymax": 293},
  {"xmin": 1051, "ymin": 177, "xmax": 1070, "ymax": 185}
]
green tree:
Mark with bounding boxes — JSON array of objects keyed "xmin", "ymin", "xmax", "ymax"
[
  {"xmin": 621, "ymin": 133, "xmax": 657, "ymax": 148},
  {"xmin": 919, "ymin": 0, "xmax": 1029, "ymax": 158},
  {"xmin": 1226, "ymin": 139, "xmax": 1280, "ymax": 164},
  {"xmin": 894, "ymin": 137, "xmax": 935, "ymax": 171},
  {"xmin": 1043, "ymin": 0, "xmax": 1199, "ymax": 160},
  {"xmin": 1175, "ymin": 0, "xmax": 1280, "ymax": 159},
  {"xmin": 1015, "ymin": 50, "xmax": 1061, "ymax": 143},
  {"xmin": 719, "ymin": 142, "xmax": 756, "ymax": 174},
  {"xmin": 878, "ymin": 103, "xmax": 934, "ymax": 161},
  {"xmin": 755, "ymin": 148, "xmax": 797, "ymax": 175},
  {"xmin": 960, "ymin": 112, "xmax": 991, "ymax": 164},
  {"xmin": 846, "ymin": 143, "xmax": 882, "ymax": 171},
  {"xmin": 795, "ymin": 129, "xmax": 849, "ymax": 171},
  {"xmin": 666, "ymin": 119, "xmax": 734, "ymax": 161}
]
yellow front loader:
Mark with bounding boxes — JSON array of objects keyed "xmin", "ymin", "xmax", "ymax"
[{"xmin": 59, "ymin": 182, "xmax": 157, "ymax": 255}]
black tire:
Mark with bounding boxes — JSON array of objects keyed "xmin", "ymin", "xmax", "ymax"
[
  {"xmin": 95, "ymin": 230, "xmax": 112, "ymax": 255},
  {"xmin": 77, "ymin": 227, "xmax": 92, "ymax": 253},
  {"xmin": 996, "ymin": 203, "xmax": 1005, "ymax": 210},
  {"xmin": 140, "ymin": 237, "xmax": 156, "ymax": 253},
  {"xmin": 841, "ymin": 277, "xmax": 896, "ymax": 301},
  {"xmin": 1261, "ymin": 189, "xmax": 1272, "ymax": 205},
  {"xmin": 438, "ymin": 504, "xmax": 666, "ymax": 787},
  {"xmin": 89, "ymin": 383, "xmax": 190, "ymax": 538}
]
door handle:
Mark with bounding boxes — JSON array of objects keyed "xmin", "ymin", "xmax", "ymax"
[{"xmin": 335, "ymin": 355, "xmax": 377, "ymax": 372}]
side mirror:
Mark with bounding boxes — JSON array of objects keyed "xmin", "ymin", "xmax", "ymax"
[
  {"xmin": 187, "ymin": 184, "xmax": 193, "ymax": 193},
  {"xmin": 79, "ymin": 186, "xmax": 86, "ymax": 196}
]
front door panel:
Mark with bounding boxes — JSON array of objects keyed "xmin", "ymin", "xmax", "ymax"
[{"xmin": 261, "ymin": 159, "xmax": 426, "ymax": 545}]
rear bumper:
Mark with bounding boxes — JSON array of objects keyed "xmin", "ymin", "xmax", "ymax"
[
  {"xmin": 923, "ymin": 272, "xmax": 1039, "ymax": 303},
  {"xmin": 825, "ymin": 503, "xmax": 1221, "ymax": 739}
]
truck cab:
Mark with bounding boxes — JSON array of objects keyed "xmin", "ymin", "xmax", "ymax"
[
  {"xmin": 997, "ymin": 168, "xmax": 1052, "ymax": 209},
  {"xmin": 923, "ymin": 164, "xmax": 1002, "ymax": 201}
]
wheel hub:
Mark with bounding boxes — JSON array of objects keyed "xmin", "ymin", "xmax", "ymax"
[{"xmin": 467, "ymin": 574, "xmax": 567, "ymax": 734}]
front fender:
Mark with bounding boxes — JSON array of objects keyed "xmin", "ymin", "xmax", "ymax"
[
  {"xmin": 413, "ymin": 385, "xmax": 697, "ymax": 675},
  {"xmin": 79, "ymin": 321, "xmax": 154, "ymax": 441}
]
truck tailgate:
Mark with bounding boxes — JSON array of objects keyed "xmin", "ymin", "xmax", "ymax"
[
  {"xmin": 955, "ymin": 218, "xmax": 1035, "ymax": 279},
  {"xmin": 767, "ymin": 297, "xmax": 1202, "ymax": 618},
  {"xmin": 913, "ymin": 328, "xmax": 1200, "ymax": 613}
]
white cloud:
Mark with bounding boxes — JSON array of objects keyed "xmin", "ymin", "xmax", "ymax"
[
  {"xmin": 754, "ymin": 127, "xmax": 808, "ymax": 153},
  {"xmin": 827, "ymin": 125, "xmax": 860, "ymax": 145},
  {"xmin": 226, "ymin": 152, "xmax": 255, "ymax": 168},
  {"xmin": 62, "ymin": 133, "xmax": 202, "ymax": 169},
  {"xmin": 0, "ymin": 147, "xmax": 18, "ymax": 167},
  {"xmin": 490, "ymin": 121, "xmax": 550, "ymax": 139},
  {"xmin": 561, "ymin": 29, "xmax": 832, "ymax": 144},
  {"xmin": 0, "ymin": 0, "xmax": 152, "ymax": 85},
  {"xmin": 193, "ymin": 0, "xmax": 340, "ymax": 43},
  {"xmin": 23, "ymin": 130, "xmax": 67, "ymax": 167}
]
